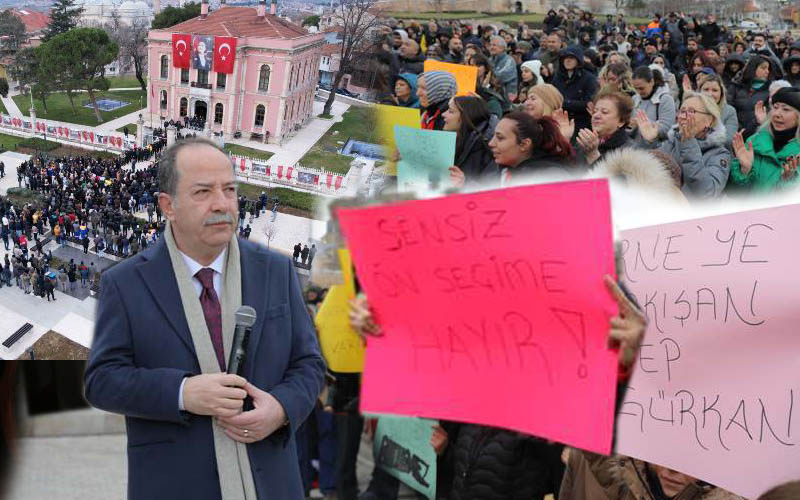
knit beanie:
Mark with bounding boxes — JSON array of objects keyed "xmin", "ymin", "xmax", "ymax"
[
  {"xmin": 420, "ymin": 71, "xmax": 458, "ymax": 106},
  {"xmin": 528, "ymin": 84, "xmax": 564, "ymax": 114},
  {"xmin": 771, "ymin": 87, "xmax": 800, "ymax": 114},
  {"xmin": 520, "ymin": 60, "xmax": 543, "ymax": 84}
]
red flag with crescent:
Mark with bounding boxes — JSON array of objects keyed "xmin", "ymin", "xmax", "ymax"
[
  {"xmin": 286, "ymin": 166, "xmax": 293, "ymax": 180},
  {"xmin": 240, "ymin": 158, "xmax": 245, "ymax": 172},
  {"xmin": 172, "ymin": 34, "xmax": 191, "ymax": 69},
  {"xmin": 277, "ymin": 165, "xmax": 283, "ymax": 179},
  {"xmin": 82, "ymin": 131, "xmax": 87, "ymax": 141},
  {"xmin": 213, "ymin": 36, "xmax": 237, "ymax": 74},
  {"xmin": 335, "ymin": 176, "xmax": 343, "ymax": 190},
  {"xmin": 89, "ymin": 132, "xmax": 94, "ymax": 142},
  {"xmin": 326, "ymin": 173, "xmax": 332, "ymax": 188}
]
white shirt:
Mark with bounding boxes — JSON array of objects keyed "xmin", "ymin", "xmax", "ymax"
[{"xmin": 178, "ymin": 248, "xmax": 227, "ymax": 411}]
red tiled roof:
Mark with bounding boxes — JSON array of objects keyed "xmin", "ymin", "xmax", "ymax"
[
  {"xmin": 5, "ymin": 9, "xmax": 50, "ymax": 33},
  {"xmin": 154, "ymin": 7, "xmax": 309, "ymax": 39},
  {"xmin": 321, "ymin": 43, "xmax": 340, "ymax": 55}
]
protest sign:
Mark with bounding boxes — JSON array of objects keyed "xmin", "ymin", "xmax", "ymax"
[
  {"xmin": 423, "ymin": 60, "xmax": 478, "ymax": 96},
  {"xmin": 615, "ymin": 204, "xmax": 800, "ymax": 499},
  {"xmin": 315, "ymin": 249, "xmax": 365, "ymax": 373},
  {"xmin": 338, "ymin": 180, "xmax": 619, "ymax": 454},
  {"xmin": 376, "ymin": 104, "xmax": 420, "ymax": 176},
  {"xmin": 374, "ymin": 416, "xmax": 438, "ymax": 499},
  {"xmin": 394, "ymin": 126, "xmax": 456, "ymax": 194}
]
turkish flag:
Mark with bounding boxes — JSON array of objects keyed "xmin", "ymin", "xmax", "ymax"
[
  {"xmin": 213, "ymin": 36, "xmax": 237, "ymax": 74},
  {"xmin": 277, "ymin": 166, "xmax": 283, "ymax": 179},
  {"xmin": 89, "ymin": 132, "xmax": 94, "ymax": 142},
  {"xmin": 286, "ymin": 166, "xmax": 293, "ymax": 180},
  {"xmin": 326, "ymin": 174, "xmax": 332, "ymax": 188},
  {"xmin": 335, "ymin": 176, "xmax": 343, "ymax": 190},
  {"xmin": 266, "ymin": 165, "xmax": 270, "ymax": 176},
  {"xmin": 172, "ymin": 34, "xmax": 191, "ymax": 68},
  {"xmin": 240, "ymin": 158, "xmax": 245, "ymax": 172},
  {"xmin": 82, "ymin": 131, "xmax": 87, "ymax": 140}
]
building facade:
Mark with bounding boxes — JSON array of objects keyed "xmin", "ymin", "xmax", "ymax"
[{"xmin": 147, "ymin": 0, "xmax": 324, "ymax": 143}]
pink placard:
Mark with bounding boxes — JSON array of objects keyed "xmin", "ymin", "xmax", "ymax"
[
  {"xmin": 616, "ymin": 204, "xmax": 800, "ymax": 499},
  {"xmin": 338, "ymin": 181, "xmax": 619, "ymax": 454}
]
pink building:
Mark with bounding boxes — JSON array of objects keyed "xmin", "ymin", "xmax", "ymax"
[{"xmin": 147, "ymin": 0, "xmax": 324, "ymax": 143}]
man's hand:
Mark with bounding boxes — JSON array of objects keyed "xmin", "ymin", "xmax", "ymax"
[
  {"xmin": 216, "ymin": 382, "xmax": 288, "ymax": 443},
  {"xmin": 183, "ymin": 373, "xmax": 247, "ymax": 418}
]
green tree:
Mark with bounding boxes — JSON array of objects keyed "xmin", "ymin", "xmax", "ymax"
[
  {"xmin": 302, "ymin": 15, "xmax": 320, "ymax": 27},
  {"xmin": 43, "ymin": 0, "xmax": 84, "ymax": 41},
  {"xmin": 6, "ymin": 47, "xmax": 51, "ymax": 113},
  {"xmin": 0, "ymin": 10, "xmax": 28, "ymax": 54},
  {"xmin": 37, "ymin": 28, "xmax": 119, "ymax": 122},
  {"xmin": 0, "ymin": 78, "xmax": 8, "ymax": 98},
  {"xmin": 151, "ymin": 2, "xmax": 201, "ymax": 30}
]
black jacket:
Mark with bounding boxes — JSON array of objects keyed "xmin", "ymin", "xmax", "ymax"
[
  {"xmin": 449, "ymin": 424, "xmax": 563, "ymax": 500},
  {"xmin": 455, "ymin": 115, "xmax": 501, "ymax": 185},
  {"xmin": 394, "ymin": 52, "xmax": 426, "ymax": 76},
  {"xmin": 551, "ymin": 46, "xmax": 598, "ymax": 134},
  {"xmin": 728, "ymin": 80, "xmax": 771, "ymax": 138},
  {"xmin": 598, "ymin": 127, "xmax": 633, "ymax": 161}
]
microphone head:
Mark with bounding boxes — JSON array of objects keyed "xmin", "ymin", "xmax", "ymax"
[{"xmin": 235, "ymin": 305, "xmax": 257, "ymax": 327}]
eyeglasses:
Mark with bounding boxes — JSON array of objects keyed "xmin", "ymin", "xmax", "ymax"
[{"xmin": 679, "ymin": 109, "xmax": 712, "ymax": 117}]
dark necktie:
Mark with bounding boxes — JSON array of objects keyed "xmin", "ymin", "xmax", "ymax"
[{"xmin": 195, "ymin": 268, "xmax": 226, "ymax": 371}]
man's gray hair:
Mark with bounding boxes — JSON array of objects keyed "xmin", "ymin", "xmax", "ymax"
[
  {"xmin": 158, "ymin": 136, "xmax": 230, "ymax": 197},
  {"xmin": 490, "ymin": 35, "xmax": 507, "ymax": 49}
]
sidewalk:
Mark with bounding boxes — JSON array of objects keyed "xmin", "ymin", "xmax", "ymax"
[
  {"xmin": 1, "ymin": 94, "xmax": 23, "ymax": 117},
  {"xmin": 224, "ymin": 99, "xmax": 350, "ymax": 168},
  {"xmin": 96, "ymin": 108, "xmax": 146, "ymax": 132}
]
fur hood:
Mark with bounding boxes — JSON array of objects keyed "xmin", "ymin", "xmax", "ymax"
[
  {"xmin": 587, "ymin": 147, "xmax": 687, "ymax": 204},
  {"xmin": 666, "ymin": 120, "xmax": 727, "ymax": 151}
]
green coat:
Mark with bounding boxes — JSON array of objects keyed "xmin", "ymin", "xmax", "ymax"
[{"xmin": 729, "ymin": 129, "xmax": 800, "ymax": 191}]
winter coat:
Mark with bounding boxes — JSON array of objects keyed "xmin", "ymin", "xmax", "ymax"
[
  {"xmin": 551, "ymin": 46, "xmax": 599, "ymax": 133},
  {"xmin": 782, "ymin": 56, "xmax": 800, "ymax": 88},
  {"xmin": 722, "ymin": 54, "xmax": 746, "ymax": 92},
  {"xmin": 597, "ymin": 127, "xmax": 633, "ymax": 163},
  {"xmin": 455, "ymin": 115, "xmax": 501, "ymax": 184},
  {"xmin": 490, "ymin": 52, "xmax": 518, "ymax": 98},
  {"xmin": 632, "ymin": 85, "xmax": 676, "ymax": 141},
  {"xmin": 395, "ymin": 52, "xmax": 426, "ymax": 76},
  {"xmin": 587, "ymin": 147, "xmax": 689, "ymax": 205},
  {"xmin": 449, "ymin": 424, "xmax": 563, "ymax": 500},
  {"xmin": 645, "ymin": 122, "xmax": 731, "ymax": 198},
  {"xmin": 559, "ymin": 450, "xmax": 747, "ymax": 500},
  {"xmin": 720, "ymin": 102, "xmax": 738, "ymax": 148},
  {"xmin": 727, "ymin": 79, "xmax": 771, "ymax": 139},
  {"xmin": 421, "ymin": 98, "xmax": 449, "ymax": 131},
  {"xmin": 728, "ymin": 127, "xmax": 800, "ymax": 191}
]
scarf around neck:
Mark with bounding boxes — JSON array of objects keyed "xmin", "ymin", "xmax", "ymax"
[{"xmin": 164, "ymin": 222, "xmax": 257, "ymax": 500}]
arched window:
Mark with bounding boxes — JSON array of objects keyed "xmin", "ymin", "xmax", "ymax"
[
  {"xmin": 258, "ymin": 65, "xmax": 270, "ymax": 92},
  {"xmin": 160, "ymin": 90, "xmax": 167, "ymax": 110},
  {"xmin": 160, "ymin": 55, "xmax": 169, "ymax": 79},
  {"xmin": 214, "ymin": 103, "xmax": 223, "ymax": 124},
  {"xmin": 179, "ymin": 97, "xmax": 187, "ymax": 116},
  {"xmin": 254, "ymin": 104, "xmax": 265, "ymax": 127}
]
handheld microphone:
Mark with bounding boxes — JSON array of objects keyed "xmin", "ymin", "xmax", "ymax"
[{"xmin": 228, "ymin": 305, "xmax": 257, "ymax": 376}]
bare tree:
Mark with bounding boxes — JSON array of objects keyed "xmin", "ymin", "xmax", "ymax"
[
  {"xmin": 321, "ymin": 0, "xmax": 383, "ymax": 117},
  {"xmin": 262, "ymin": 224, "xmax": 278, "ymax": 248},
  {"xmin": 103, "ymin": 16, "xmax": 148, "ymax": 91}
]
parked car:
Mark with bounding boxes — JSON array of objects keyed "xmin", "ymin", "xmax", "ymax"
[
  {"xmin": 318, "ymin": 82, "xmax": 332, "ymax": 91},
  {"xmin": 740, "ymin": 20, "xmax": 759, "ymax": 29},
  {"xmin": 335, "ymin": 88, "xmax": 360, "ymax": 99}
]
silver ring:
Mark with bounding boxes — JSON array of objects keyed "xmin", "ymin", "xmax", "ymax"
[{"xmin": 243, "ymin": 429, "xmax": 249, "ymax": 436}]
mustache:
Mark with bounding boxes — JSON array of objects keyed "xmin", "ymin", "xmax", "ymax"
[{"xmin": 204, "ymin": 213, "xmax": 234, "ymax": 225}]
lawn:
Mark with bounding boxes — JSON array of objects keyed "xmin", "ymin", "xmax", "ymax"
[
  {"xmin": 299, "ymin": 150, "xmax": 352, "ymax": 175},
  {"xmin": 236, "ymin": 183, "xmax": 321, "ymax": 215},
  {"xmin": 224, "ymin": 143, "xmax": 275, "ymax": 162},
  {"xmin": 0, "ymin": 99, "xmax": 7, "ymax": 115},
  {"xmin": 13, "ymin": 89, "xmax": 146, "ymax": 126},
  {"xmin": 299, "ymin": 106, "xmax": 377, "ymax": 174},
  {"xmin": 0, "ymin": 131, "xmax": 115, "ymax": 159},
  {"xmin": 116, "ymin": 123, "xmax": 138, "ymax": 136},
  {"xmin": 106, "ymin": 75, "xmax": 144, "ymax": 89}
]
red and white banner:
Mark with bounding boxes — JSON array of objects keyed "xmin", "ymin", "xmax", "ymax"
[
  {"xmin": 213, "ymin": 36, "xmax": 237, "ymax": 74},
  {"xmin": 172, "ymin": 33, "xmax": 191, "ymax": 68}
]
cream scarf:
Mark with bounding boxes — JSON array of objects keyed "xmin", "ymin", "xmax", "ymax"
[{"xmin": 164, "ymin": 222, "xmax": 258, "ymax": 500}]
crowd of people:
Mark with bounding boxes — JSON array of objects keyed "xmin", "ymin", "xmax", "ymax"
[
  {"xmin": 368, "ymin": 9, "xmax": 800, "ymax": 197},
  {"xmin": 293, "ymin": 8, "xmax": 800, "ymax": 500}
]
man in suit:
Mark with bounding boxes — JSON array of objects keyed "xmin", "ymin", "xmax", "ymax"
[{"xmin": 85, "ymin": 137, "xmax": 325, "ymax": 500}]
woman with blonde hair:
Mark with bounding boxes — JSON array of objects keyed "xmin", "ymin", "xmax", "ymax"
[
  {"xmin": 698, "ymin": 73, "xmax": 738, "ymax": 146},
  {"xmin": 636, "ymin": 91, "xmax": 731, "ymax": 198},
  {"xmin": 598, "ymin": 61, "xmax": 636, "ymax": 97}
]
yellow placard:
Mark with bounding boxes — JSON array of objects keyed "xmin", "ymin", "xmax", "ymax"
[
  {"xmin": 376, "ymin": 104, "xmax": 420, "ymax": 176},
  {"xmin": 315, "ymin": 249, "xmax": 365, "ymax": 373},
  {"xmin": 423, "ymin": 59, "xmax": 478, "ymax": 96}
]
